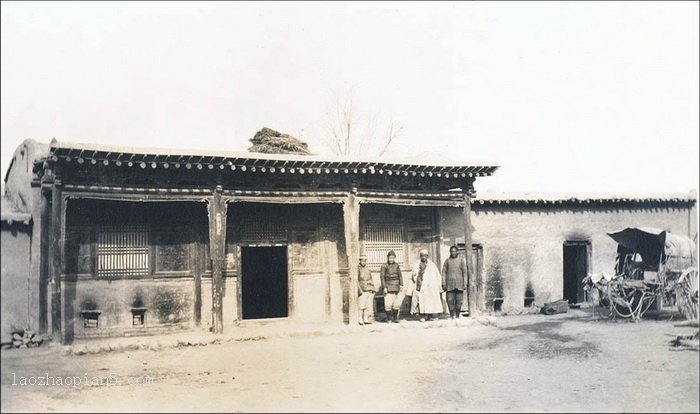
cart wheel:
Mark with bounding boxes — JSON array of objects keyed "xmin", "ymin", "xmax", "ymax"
[{"xmin": 676, "ymin": 268, "xmax": 699, "ymax": 321}]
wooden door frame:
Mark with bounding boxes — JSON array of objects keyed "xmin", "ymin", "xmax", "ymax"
[
  {"xmin": 454, "ymin": 243, "xmax": 484, "ymax": 313},
  {"xmin": 563, "ymin": 240, "xmax": 591, "ymax": 304},
  {"xmin": 236, "ymin": 243, "xmax": 291, "ymax": 322}
]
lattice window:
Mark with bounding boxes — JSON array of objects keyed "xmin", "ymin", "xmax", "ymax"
[
  {"xmin": 362, "ymin": 222, "xmax": 406, "ymax": 266},
  {"xmin": 97, "ymin": 225, "xmax": 150, "ymax": 277},
  {"xmin": 239, "ymin": 217, "xmax": 286, "ymax": 241}
]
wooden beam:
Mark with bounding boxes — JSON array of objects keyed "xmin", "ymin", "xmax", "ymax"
[
  {"xmin": 207, "ymin": 186, "xmax": 227, "ymax": 334},
  {"xmin": 62, "ymin": 190, "xmax": 208, "ymax": 202},
  {"xmin": 357, "ymin": 197, "xmax": 463, "ymax": 208},
  {"xmin": 343, "ymin": 191, "xmax": 360, "ymax": 326}
]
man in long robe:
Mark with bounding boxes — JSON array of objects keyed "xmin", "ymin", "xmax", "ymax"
[
  {"xmin": 411, "ymin": 249, "xmax": 443, "ymax": 321},
  {"xmin": 442, "ymin": 245, "xmax": 468, "ymax": 319}
]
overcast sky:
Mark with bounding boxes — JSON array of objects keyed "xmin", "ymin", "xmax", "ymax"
[{"xmin": 2, "ymin": 1, "xmax": 698, "ymax": 195}]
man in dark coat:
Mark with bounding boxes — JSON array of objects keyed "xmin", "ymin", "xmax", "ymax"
[
  {"xmin": 442, "ymin": 245, "xmax": 468, "ymax": 319},
  {"xmin": 380, "ymin": 250, "xmax": 403, "ymax": 323}
]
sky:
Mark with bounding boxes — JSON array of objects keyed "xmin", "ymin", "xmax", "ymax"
[{"xmin": 1, "ymin": 1, "xmax": 698, "ymax": 195}]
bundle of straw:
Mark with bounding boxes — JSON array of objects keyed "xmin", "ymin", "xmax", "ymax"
[{"xmin": 248, "ymin": 127, "xmax": 312, "ymax": 155}]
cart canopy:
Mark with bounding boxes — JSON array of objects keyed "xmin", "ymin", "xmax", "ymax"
[{"xmin": 607, "ymin": 227, "xmax": 696, "ymax": 271}]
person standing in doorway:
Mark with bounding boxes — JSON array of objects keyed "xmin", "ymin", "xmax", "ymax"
[
  {"xmin": 411, "ymin": 249, "xmax": 443, "ymax": 321},
  {"xmin": 442, "ymin": 245, "xmax": 468, "ymax": 319},
  {"xmin": 380, "ymin": 250, "xmax": 403, "ymax": 323},
  {"xmin": 357, "ymin": 254, "xmax": 375, "ymax": 325}
]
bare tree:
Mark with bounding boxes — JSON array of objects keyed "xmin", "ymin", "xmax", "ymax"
[{"xmin": 324, "ymin": 91, "xmax": 403, "ymax": 157}]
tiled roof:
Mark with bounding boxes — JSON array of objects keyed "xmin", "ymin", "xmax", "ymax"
[
  {"xmin": 474, "ymin": 192, "xmax": 697, "ymax": 206},
  {"xmin": 47, "ymin": 141, "xmax": 499, "ymax": 178}
]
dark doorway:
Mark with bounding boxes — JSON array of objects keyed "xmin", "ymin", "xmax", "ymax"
[
  {"xmin": 241, "ymin": 246, "xmax": 288, "ymax": 319},
  {"xmin": 563, "ymin": 241, "xmax": 589, "ymax": 304}
]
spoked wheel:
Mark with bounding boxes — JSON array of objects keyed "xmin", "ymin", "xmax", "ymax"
[{"xmin": 676, "ymin": 268, "xmax": 699, "ymax": 321}]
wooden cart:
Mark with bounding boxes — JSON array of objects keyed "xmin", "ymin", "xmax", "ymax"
[{"xmin": 584, "ymin": 228, "xmax": 697, "ymax": 321}]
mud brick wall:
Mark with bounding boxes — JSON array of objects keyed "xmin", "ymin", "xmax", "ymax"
[
  {"xmin": 1, "ymin": 222, "xmax": 32, "ymax": 339},
  {"xmin": 441, "ymin": 203, "xmax": 697, "ymax": 313},
  {"xmin": 61, "ymin": 200, "xmax": 206, "ymax": 340},
  {"xmin": 3, "ymin": 141, "xmax": 48, "ymax": 335},
  {"xmin": 62, "ymin": 278, "xmax": 195, "ymax": 339}
]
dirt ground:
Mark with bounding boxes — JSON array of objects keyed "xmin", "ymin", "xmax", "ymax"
[{"xmin": 1, "ymin": 310, "xmax": 698, "ymax": 413}]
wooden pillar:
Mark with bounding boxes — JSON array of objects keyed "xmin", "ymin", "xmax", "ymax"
[
  {"xmin": 39, "ymin": 181, "xmax": 51, "ymax": 334},
  {"xmin": 193, "ymin": 208, "xmax": 205, "ymax": 327},
  {"xmin": 207, "ymin": 187, "xmax": 227, "ymax": 334},
  {"xmin": 48, "ymin": 179, "xmax": 65, "ymax": 339},
  {"xmin": 320, "ymin": 209, "xmax": 333, "ymax": 321},
  {"xmin": 343, "ymin": 191, "xmax": 360, "ymax": 326},
  {"xmin": 433, "ymin": 206, "xmax": 442, "ymax": 266},
  {"xmin": 463, "ymin": 188, "xmax": 478, "ymax": 317}
]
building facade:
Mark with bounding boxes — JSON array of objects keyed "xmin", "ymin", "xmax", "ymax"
[
  {"xmin": 2, "ymin": 139, "xmax": 696, "ymax": 343},
  {"xmin": 2, "ymin": 139, "xmax": 495, "ymax": 343},
  {"xmin": 467, "ymin": 195, "xmax": 698, "ymax": 313}
]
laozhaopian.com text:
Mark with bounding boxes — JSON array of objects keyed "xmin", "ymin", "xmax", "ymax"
[{"xmin": 11, "ymin": 373, "xmax": 154, "ymax": 388}]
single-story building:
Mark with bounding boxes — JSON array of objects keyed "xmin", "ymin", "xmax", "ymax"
[
  {"xmin": 2, "ymin": 139, "xmax": 496, "ymax": 343},
  {"xmin": 1, "ymin": 139, "xmax": 697, "ymax": 344},
  {"xmin": 469, "ymin": 193, "xmax": 698, "ymax": 313}
]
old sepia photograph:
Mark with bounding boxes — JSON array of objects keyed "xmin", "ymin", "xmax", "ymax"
[{"xmin": 1, "ymin": 1, "xmax": 698, "ymax": 413}]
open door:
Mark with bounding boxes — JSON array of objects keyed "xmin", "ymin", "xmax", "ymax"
[
  {"xmin": 240, "ymin": 246, "xmax": 289, "ymax": 319},
  {"xmin": 563, "ymin": 241, "xmax": 590, "ymax": 304}
]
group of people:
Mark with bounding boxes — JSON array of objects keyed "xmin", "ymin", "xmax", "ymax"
[{"xmin": 357, "ymin": 246, "xmax": 468, "ymax": 325}]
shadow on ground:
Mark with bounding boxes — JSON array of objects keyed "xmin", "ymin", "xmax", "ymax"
[{"xmin": 463, "ymin": 314, "xmax": 600, "ymax": 359}]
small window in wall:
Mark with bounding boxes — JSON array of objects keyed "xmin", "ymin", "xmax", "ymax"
[
  {"xmin": 97, "ymin": 225, "xmax": 150, "ymax": 277},
  {"xmin": 82, "ymin": 311, "xmax": 101, "ymax": 329},
  {"xmin": 362, "ymin": 222, "xmax": 406, "ymax": 266},
  {"xmin": 131, "ymin": 309, "xmax": 146, "ymax": 327}
]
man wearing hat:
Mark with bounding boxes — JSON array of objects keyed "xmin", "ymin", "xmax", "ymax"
[
  {"xmin": 411, "ymin": 248, "xmax": 444, "ymax": 321},
  {"xmin": 357, "ymin": 254, "xmax": 375, "ymax": 325},
  {"xmin": 380, "ymin": 250, "xmax": 403, "ymax": 323},
  {"xmin": 442, "ymin": 245, "xmax": 468, "ymax": 319}
]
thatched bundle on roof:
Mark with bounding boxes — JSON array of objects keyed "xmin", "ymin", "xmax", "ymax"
[{"xmin": 248, "ymin": 127, "xmax": 312, "ymax": 155}]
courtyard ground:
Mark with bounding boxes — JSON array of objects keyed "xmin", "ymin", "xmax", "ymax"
[{"xmin": 1, "ymin": 310, "xmax": 698, "ymax": 413}]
